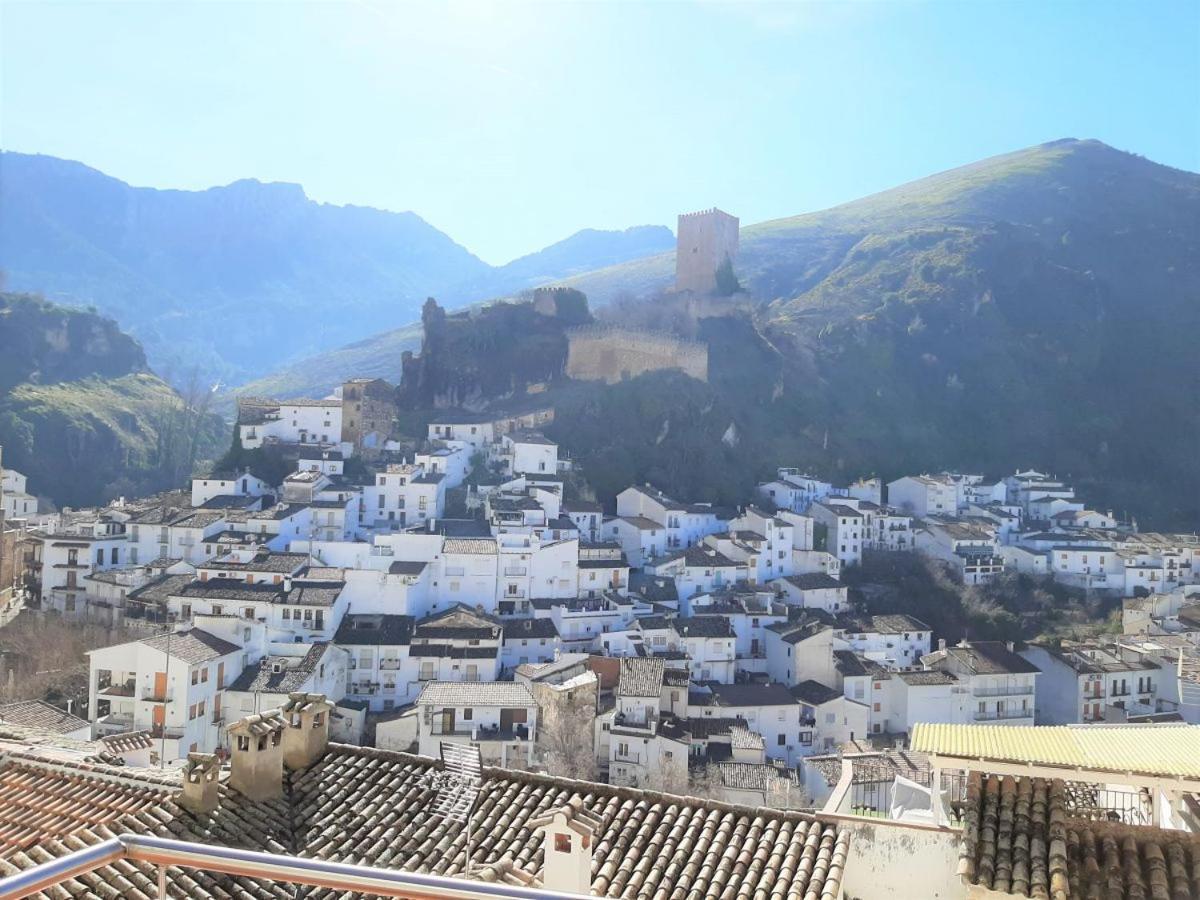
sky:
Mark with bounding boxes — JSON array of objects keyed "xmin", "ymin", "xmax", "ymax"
[{"xmin": 2, "ymin": 0, "xmax": 1197, "ymax": 265}]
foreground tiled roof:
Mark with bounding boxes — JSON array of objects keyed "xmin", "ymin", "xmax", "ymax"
[
  {"xmin": 0, "ymin": 700, "xmax": 89, "ymax": 735},
  {"xmin": 0, "ymin": 742, "xmax": 853, "ymax": 899},
  {"xmin": 959, "ymin": 772, "xmax": 1200, "ymax": 899},
  {"xmin": 912, "ymin": 723, "xmax": 1200, "ymax": 780}
]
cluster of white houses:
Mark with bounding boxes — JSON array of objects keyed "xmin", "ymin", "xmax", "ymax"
[{"xmin": 6, "ymin": 408, "xmax": 1199, "ymax": 798}]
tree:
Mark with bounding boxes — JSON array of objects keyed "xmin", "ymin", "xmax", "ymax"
[
  {"xmin": 714, "ymin": 256, "xmax": 742, "ymax": 296},
  {"xmin": 537, "ymin": 689, "xmax": 599, "ymax": 781}
]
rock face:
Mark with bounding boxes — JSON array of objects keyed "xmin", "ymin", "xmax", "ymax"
[
  {"xmin": 398, "ymin": 296, "xmax": 586, "ymax": 410},
  {"xmin": 0, "ymin": 292, "xmax": 225, "ymax": 508}
]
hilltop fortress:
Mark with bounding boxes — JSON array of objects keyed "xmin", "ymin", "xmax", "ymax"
[
  {"xmin": 675, "ymin": 207, "xmax": 739, "ymax": 294},
  {"xmin": 565, "ymin": 325, "xmax": 708, "ymax": 384}
]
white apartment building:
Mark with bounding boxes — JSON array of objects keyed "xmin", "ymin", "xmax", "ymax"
[
  {"xmin": 757, "ymin": 469, "xmax": 834, "ymax": 514},
  {"xmin": 886, "ymin": 475, "xmax": 959, "ymax": 517},
  {"xmin": 1019, "ymin": 642, "xmax": 1166, "ymax": 724},
  {"xmin": 88, "ymin": 627, "xmax": 244, "ymax": 761},
  {"xmin": 771, "ymin": 573, "xmax": 848, "ymax": 614},
  {"xmin": 922, "ymin": 641, "xmax": 1039, "ymax": 726},
  {"xmin": 1, "ymin": 468, "xmax": 37, "ymax": 520},
  {"xmin": 238, "ymin": 398, "xmax": 344, "ymax": 451},
  {"xmin": 37, "ymin": 517, "xmax": 130, "ymax": 618},
  {"xmin": 190, "ymin": 471, "xmax": 273, "ymax": 508},
  {"xmin": 810, "ymin": 502, "xmax": 863, "ymax": 567}
]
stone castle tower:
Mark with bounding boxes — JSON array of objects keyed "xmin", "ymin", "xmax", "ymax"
[{"xmin": 675, "ymin": 208, "xmax": 739, "ymax": 294}]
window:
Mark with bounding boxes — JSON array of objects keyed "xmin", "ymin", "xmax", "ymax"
[
  {"xmin": 777, "ymin": 733, "xmax": 786, "ymax": 746},
  {"xmin": 191, "ymin": 670, "xmax": 199, "ymax": 686},
  {"xmin": 463, "ymin": 708, "xmax": 473, "ymax": 720},
  {"xmin": 201, "ymin": 668, "xmax": 209, "ymax": 683}
]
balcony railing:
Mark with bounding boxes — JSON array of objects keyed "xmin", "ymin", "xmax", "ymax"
[
  {"xmin": 379, "ymin": 659, "xmax": 402, "ymax": 670},
  {"xmin": 141, "ymin": 689, "xmax": 173, "ymax": 702},
  {"xmin": 0, "ymin": 834, "xmax": 593, "ymax": 900},
  {"xmin": 974, "ymin": 709, "xmax": 1032, "ymax": 721},
  {"xmin": 973, "ymin": 685, "xmax": 1035, "ymax": 697}
]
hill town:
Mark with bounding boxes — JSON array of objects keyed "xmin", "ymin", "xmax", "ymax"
[{"xmin": 1, "ymin": 207, "xmax": 1199, "ymax": 899}]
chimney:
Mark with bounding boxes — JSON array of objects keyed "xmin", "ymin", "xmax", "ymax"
[
  {"xmin": 526, "ymin": 798, "xmax": 603, "ymax": 895},
  {"xmin": 179, "ymin": 752, "xmax": 220, "ymax": 815},
  {"xmin": 938, "ymin": 638, "xmax": 947, "ymax": 651},
  {"xmin": 227, "ymin": 709, "xmax": 287, "ymax": 801},
  {"xmin": 281, "ymin": 692, "xmax": 333, "ymax": 770}
]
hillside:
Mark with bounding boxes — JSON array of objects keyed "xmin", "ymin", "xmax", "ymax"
[
  {"xmin": 0, "ymin": 152, "xmax": 673, "ymax": 384},
  {"xmin": 407, "ymin": 140, "xmax": 1198, "ymax": 529},
  {"xmin": 0, "ymin": 293, "xmax": 225, "ymax": 508}
]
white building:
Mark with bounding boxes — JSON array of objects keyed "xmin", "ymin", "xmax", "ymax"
[
  {"xmin": 238, "ymin": 398, "xmax": 344, "ymax": 451},
  {"xmin": 87, "ymin": 627, "xmax": 244, "ymax": 761},
  {"xmin": 1019, "ymin": 642, "xmax": 1166, "ymax": 724},
  {"xmin": 415, "ymin": 681, "xmax": 538, "ymax": 766},
  {"xmin": 886, "ymin": 475, "xmax": 959, "ymax": 517},
  {"xmin": 1, "ymin": 468, "xmax": 37, "ymax": 520},
  {"xmin": 921, "ymin": 640, "xmax": 1039, "ymax": 726},
  {"xmin": 810, "ymin": 502, "xmax": 864, "ymax": 567},
  {"xmin": 757, "ymin": 469, "xmax": 834, "ymax": 514}
]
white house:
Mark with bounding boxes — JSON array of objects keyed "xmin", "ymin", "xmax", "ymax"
[
  {"xmin": 886, "ymin": 475, "xmax": 959, "ymax": 517},
  {"xmin": 810, "ymin": 502, "xmax": 864, "ymax": 567},
  {"xmin": 87, "ymin": 627, "xmax": 244, "ymax": 761},
  {"xmin": 1019, "ymin": 642, "xmax": 1165, "ymax": 724},
  {"xmin": 771, "ymin": 573, "xmax": 848, "ymax": 614},
  {"xmin": 757, "ymin": 470, "xmax": 834, "ymax": 514},
  {"xmin": 921, "ymin": 640, "xmax": 1039, "ymax": 726},
  {"xmin": 415, "ymin": 681, "xmax": 538, "ymax": 766}
]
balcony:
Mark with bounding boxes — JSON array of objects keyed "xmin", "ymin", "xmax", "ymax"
[
  {"xmin": 973, "ymin": 685, "xmax": 1035, "ymax": 697},
  {"xmin": 430, "ymin": 724, "xmax": 531, "ymax": 742},
  {"xmin": 974, "ymin": 709, "xmax": 1032, "ymax": 721},
  {"xmin": 379, "ymin": 659, "xmax": 402, "ymax": 671},
  {"xmin": 95, "ymin": 713, "xmax": 135, "ymax": 732},
  {"xmin": 503, "ymin": 567, "xmax": 528, "ymax": 577},
  {"xmin": 140, "ymin": 688, "xmax": 173, "ymax": 702}
]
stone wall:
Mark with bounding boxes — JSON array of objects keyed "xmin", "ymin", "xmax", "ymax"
[
  {"xmin": 675, "ymin": 208, "xmax": 740, "ymax": 294},
  {"xmin": 566, "ymin": 326, "xmax": 708, "ymax": 385}
]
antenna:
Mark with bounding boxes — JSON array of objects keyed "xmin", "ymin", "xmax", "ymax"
[{"xmin": 422, "ymin": 742, "xmax": 482, "ymax": 875}]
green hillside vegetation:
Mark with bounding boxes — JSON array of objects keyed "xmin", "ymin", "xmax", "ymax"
[{"xmin": 0, "ymin": 292, "xmax": 225, "ymax": 508}]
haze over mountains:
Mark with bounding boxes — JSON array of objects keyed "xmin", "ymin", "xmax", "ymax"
[
  {"xmin": 0, "ymin": 151, "xmax": 672, "ymax": 382},
  {"xmin": 2, "ymin": 139, "xmax": 1197, "ymax": 527}
]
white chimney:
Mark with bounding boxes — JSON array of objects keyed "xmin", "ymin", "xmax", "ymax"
[{"xmin": 526, "ymin": 798, "xmax": 603, "ymax": 895}]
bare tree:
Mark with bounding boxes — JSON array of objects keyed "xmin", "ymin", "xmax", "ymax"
[{"xmin": 537, "ymin": 689, "xmax": 599, "ymax": 781}]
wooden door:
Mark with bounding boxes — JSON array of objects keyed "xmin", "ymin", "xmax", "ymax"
[
  {"xmin": 217, "ymin": 662, "xmax": 225, "ymax": 690},
  {"xmin": 153, "ymin": 671, "xmax": 167, "ymax": 700},
  {"xmin": 152, "ymin": 704, "xmax": 165, "ymax": 730},
  {"xmin": 441, "ymin": 709, "xmax": 455, "ymax": 734}
]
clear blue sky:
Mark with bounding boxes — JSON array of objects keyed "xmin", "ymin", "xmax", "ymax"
[{"xmin": 2, "ymin": 0, "xmax": 1197, "ymax": 264}]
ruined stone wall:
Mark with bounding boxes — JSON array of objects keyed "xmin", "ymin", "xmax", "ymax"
[
  {"xmin": 675, "ymin": 208, "xmax": 740, "ymax": 294},
  {"xmin": 566, "ymin": 326, "xmax": 708, "ymax": 384}
]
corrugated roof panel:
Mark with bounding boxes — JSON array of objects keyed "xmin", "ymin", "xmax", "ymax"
[{"xmin": 910, "ymin": 722, "xmax": 1200, "ymax": 778}]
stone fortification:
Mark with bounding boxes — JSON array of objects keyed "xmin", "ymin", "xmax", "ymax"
[
  {"xmin": 675, "ymin": 207, "xmax": 740, "ymax": 294},
  {"xmin": 565, "ymin": 326, "xmax": 708, "ymax": 384}
]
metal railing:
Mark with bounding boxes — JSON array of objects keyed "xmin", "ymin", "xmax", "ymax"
[
  {"xmin": 973, "ymin": 685, "xmax": 1035, "ymax": 697},
  {"xmin": 0, "ymin": 834, "xmax": 592, "ymax": 900}
]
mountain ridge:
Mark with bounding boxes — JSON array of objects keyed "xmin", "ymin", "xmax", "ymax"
[{"xmin": 0, "ymin": 151, "xmax": 675, "ymax": 384}]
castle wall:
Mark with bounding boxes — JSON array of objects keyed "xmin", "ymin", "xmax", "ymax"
[
  {"xmin": 566, "ymin": 327, "xmax": 708, "ymax": 385},
  {"xmin": 676, "ymin": 208, "xmax": 740, "ymax": 294}
]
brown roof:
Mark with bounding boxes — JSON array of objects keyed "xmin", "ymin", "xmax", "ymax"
[
  {"xmin": 959, "ymin": 771, "xmax": 1200, "ymax": 898},
  {"xmin": 0, "ymin": 742, "xmax": 852, "ymax": 899},
  {"xmin": 0, "ymin": 700, "xmax": 89, "ymax": 735}
]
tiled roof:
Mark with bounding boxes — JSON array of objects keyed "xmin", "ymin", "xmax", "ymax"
[
  {"xmin": 0, "ymin": 700, "xmax": 89, "ymax": 735},
  {"xmin": 675, "ymin": 616, "xmax": 736, "ymax": 639},
  {"xmin": 141, "ymin": 629, "xmax": 240, "ymax": 664},
  {"xmin": 502, "ymin": 617, "xmax": 560, "ymax": 640},
  {"xmin": 415, "ymin": 605, "xmax": 502, "ymax": 640},
  {"xmin": 617, "ymin": 657, "xmax": 665, "ymax": 698},
  {"xmin": 714, "ymin": 762, "xmax": 793, "ymax": 792},
  {"xmin": 442, "ymin": 537, "xmax": 498, "ymax": 554},
  {"xmin": 943, "ymin": 641, "xmax": 1041, "ymax": 675},
  {"xmin": 959, "ymin": 772, "xmax": 1200, "ymax": 899},
  {"xmin": 709, "ymin": 682, "xmax": 797, "ymax": 708},
  {"xmin": 781, "ymin": 572, "xmax": 844, "ymax": 591},
  {"xmin": 333, "ymin": 614, "xmax": 414, "ymax": 646},
  {"xmin": 227, "ymin": 643, "xmax": 333, "ymax": 693},
  {"xmin": 912, "ymin": 723, "xmax": 1200, "ymax": 779},
  {"xmin": 0, "ymin": 754, "xmax": 174, "ymax": 859},
  {"xmin": 416, "ymin": 681, "xmax": 535, "ymax": 708},
  {"xmin": 789, "ymin": 680, "xmax": 842, "ymax": 706}
]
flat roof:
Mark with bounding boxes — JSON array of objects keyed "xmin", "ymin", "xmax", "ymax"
[{"xmin": 911, "ymin": 722, "xmax": 1200, "ymax": 781}]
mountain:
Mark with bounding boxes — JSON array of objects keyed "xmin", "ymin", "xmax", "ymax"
[
  {"xmin": 0, "ymin": 292, "xmax": 226, "ymax": 508},
  {"xmin": 0, "ymin": 152, "xmax": 674, "ymax": 384},
  {"xmin": 291, "ymin": 138, "xmax": 1194, "ymax": 529},
  {"xmin": 562, "ymin": 139, "xmax": 1200, "ymax": 528}
]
